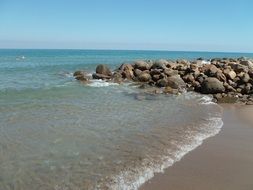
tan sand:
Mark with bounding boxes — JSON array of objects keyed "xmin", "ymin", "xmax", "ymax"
[{"xmin": 140, "ymin": 105, "xmax": 253, "ymax": 190}]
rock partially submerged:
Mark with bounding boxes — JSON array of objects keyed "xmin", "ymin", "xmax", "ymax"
[
  {"xmin": 73, "ymin": 70, "xmax": 91, "ymax": 82},
  {"xmin": 74, "ymin": 57, "xmax": 253, "ymax": 104}
]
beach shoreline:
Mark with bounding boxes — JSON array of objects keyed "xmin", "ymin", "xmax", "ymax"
[{"xmin": 140, "ymin": 104, "xmax": 253, "ymax": 190}]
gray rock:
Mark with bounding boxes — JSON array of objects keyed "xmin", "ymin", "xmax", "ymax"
[{"xmin": 201, "ymin": 77, "xmax": 225, "ymax": 94}]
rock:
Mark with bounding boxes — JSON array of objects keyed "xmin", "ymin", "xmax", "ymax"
[
  {"xmin": 182, "ymin": 73, "xmax": 195, "ymax": 83},
  {"xmin": 167, "ymin": 75, "xmax": 186, "ymax": 89},
  {"xmin": 196, "ymin": 73, "xmax": 207, "ymax": 84},
  {"xmin": 246, "ymin": 101, "xmax": 253, "ymax": 105},
  {"xmin": 138, "ymin": 72, "xmax": 151, "ymax": 82},
  {"xmin": 163, "ymin": 86, "xmax": 179, "ymax": 94},
  {"xmin": 177, "ymin": 59, "xmax": 190, "ymax": 65},
  {"xmin": 122, "ymin": 70, "xmax": 134, "ymax": 80},
  {"xmin": 192, "ymin": 80, "xmax": 201, "ymax": 88},
  {"xmin": 156, "ymin": 78, "xmax": 168, "ymax": 87},
  {"xmin": 215, "ymin": 96, "xmax": 239, "ymax": 103},
  {"xmin": 150, "ymin": 69, "xmax": 162, "ymax": 76},
  {"xmin": 92, "ymin": 73, "xmax": 111, "ymax": 80},
  {"xmin": 230, "ymin": 63, "xmax": 249, "ymax": 73},
  {"xmin": 204, "ymin": 65, "xmax": 221, "ymax": 77},
  {"xmin": 118, "ymin": 64, "xmax": 134, "ymax": 80},
  {"xmin": 201, "ymin": 77, "xmax": 225, "ymax": 94},
  {"xmin": 152, "ymin": 74, "xmax": 161, "ymax": 82},
  {"xmin": 151, "ymin": 60, "xmax": 167, "ymax": 70},
  {"xmin": 215, "ymin": 72, "xmax": 226, "ymax": 82},
  {"xmin": 225, "ymin": 70, "xmax": 237, "ymax": 80},
  {"xmin": 225, "ymin": 83, "xmax": 236, "ymax": 92},
  {"xmin": 166, "ymin": 61, "xmax": 177, "ymax": 69},
  {"xmin": 119, "ymin": 63, "xmax": 134, "ymax": 71},
  {"xmin": 96, "ymin": 64, "xmax": 112, "ymax": 76},
  {"xmin": 134, "ymin": 69, "xmax": 142, "ymax": 77},
  {"xmin": 112, "ymin": 72, "xmax": 123, "ymax": 83},
  {"xmin": 134, "ymin": 61, "xmax": 150, "ymax": 71},
  {"xmin": 236, "ymin": 88, "xmax": 242, "ymax": 93},
  {"xmin": 240, "ymin": 60, "xmax": 253, "ymax": 69},
  {"xmin": 228, "ymin": 80, "xmax": 237, "ymax": 88},
  {"xmin": 242, "ymin": 83, "xmax": 252, "ymax": 94},
  {"xmin": 74, "ymin": 70, "xmax": 86, "ymax": 77},
  {"xmin": 241, "ymin": 73, "xmax": 250, "ymax": 83},
  {"xmin": 74, "ymin": 70, "xmax": 91, "ymax": 81},
  {"xmin": 164, "ymin": 68, "xmax": 178, "ymax": 77}
]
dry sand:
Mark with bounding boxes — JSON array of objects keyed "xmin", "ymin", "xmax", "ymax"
[{"xmin": 140, "ymin": 105, "xmax": 253, "ymax": 190}]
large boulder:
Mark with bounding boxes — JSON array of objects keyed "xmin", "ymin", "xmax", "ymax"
[
  {"xmin": 96, "ymin": 64, "xmax": 112, "ymax": 76},
  {"xmin": 240, "ymin": 60, "xmax": 253, "ymax": 69},
  {"xmin": 138, "ymin": 72, "xmax": 151, "ymax": 82},
  {"xmin": 151, "ymin": 60, "xmax": 168, "ymax": 70},
  {"xmin": 204, "ymin": 65, "xmax": 221, "ymax": 77},
  {"xmin": 201, "ymin": 77, "xmax": 225, "ymax": 94},
  {"xmin": 119, "ymin": 64, "xmax": 134, "ymax": 80},
  {"xmin": 167, "ymin": 75, "xmax": 186, "ymax": 89},
  {"xmin": 134, "ymin": 61, "xmax": 150, "ymax": 71}
]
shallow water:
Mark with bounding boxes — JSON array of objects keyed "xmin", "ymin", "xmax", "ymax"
[{"xmin": 0, "ymin": 50, "xmax": 251, "ymax": 189}]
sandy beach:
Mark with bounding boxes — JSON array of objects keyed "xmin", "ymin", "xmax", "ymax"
[{"xmin": 141, "ymin": 105, "xmax": 253, "ymax": 190}]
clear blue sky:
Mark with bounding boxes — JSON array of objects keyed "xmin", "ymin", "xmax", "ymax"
[{"xmin": 0, "ymin": 0, "xmax": 252, "ymax": 52}]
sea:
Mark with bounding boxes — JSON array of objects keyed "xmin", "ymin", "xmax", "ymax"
[{"xmin": 0, "ymin": 49, "xmax": 252, "ymax": 190}]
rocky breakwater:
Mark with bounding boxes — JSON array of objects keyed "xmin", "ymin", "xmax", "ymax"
[{"xmin": 74, "ymin": 58, "xmax": 253, "ymax": 105}]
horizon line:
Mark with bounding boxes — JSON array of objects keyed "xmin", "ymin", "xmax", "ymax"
[{"xmin": 0, "ymin": 48, "xmax": 252, "ymax": 54}]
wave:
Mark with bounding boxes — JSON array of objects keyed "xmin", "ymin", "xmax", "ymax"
[
  {"xmin": 106, "ymin": 95, "xmax": 223, "ymax": 190},
  {"xmin": 87, "ymin": 79, "xmax": 119, "ymax": 87}
]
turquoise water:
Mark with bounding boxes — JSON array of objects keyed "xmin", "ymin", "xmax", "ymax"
[
  {"xmin": 1, "ymin": 49, "xmax": 252, "ymax": 91},
  {"xmin": 0, "ymin": 49, "xmax": 251, "ymax": 190}
]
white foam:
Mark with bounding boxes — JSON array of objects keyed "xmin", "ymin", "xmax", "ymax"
[
  {"xmin": 198, "ymin": 95, "xmax": 215, "ymax": 105},
  {"xmin": 107, "ymin": 96, "xmax": 223, "ymax": 190},
  {"xmin": 201, "ymin": 60, "xmax": 211, "ymax": 64},
  {"xmin": 109, "ymin": 117, "xmax": 223, "ymax": 190},
  {"xmin": 88, "ymin": 79, "xmax": 119, "ymax": 87}
]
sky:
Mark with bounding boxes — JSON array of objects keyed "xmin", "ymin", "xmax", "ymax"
[{"xmin": 0, "ymin": 0, "xmax": 253, "ymax": 52}]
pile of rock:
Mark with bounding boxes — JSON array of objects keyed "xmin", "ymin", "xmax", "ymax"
[{"xmin": 74, "ymin": 58, "xmax": 253, "ymax": 105}]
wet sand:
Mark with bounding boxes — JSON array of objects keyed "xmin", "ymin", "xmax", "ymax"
[{"xmin": 140, "ymin": 105, "xmax": 253, "ymax": 190}]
